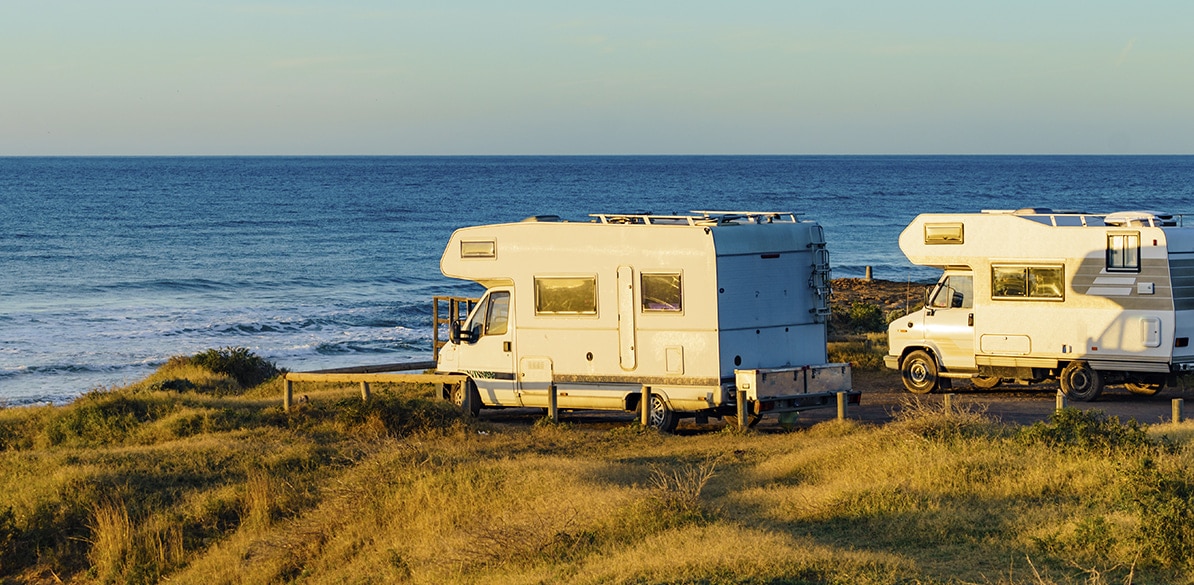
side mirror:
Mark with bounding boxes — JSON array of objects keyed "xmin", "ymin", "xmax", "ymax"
[
  {"xmin": 451, "ymin": 320, "xmax": 476, "ymax": 344},
  {"xmin": 951, "ymin": 292, "xmax": 964, "ymax": 308}
]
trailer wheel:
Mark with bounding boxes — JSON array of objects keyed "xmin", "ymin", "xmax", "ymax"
[
  {"xmin": 647, "ymin": 394, "xmax": 679, "ymax": 433},
  {"xmin": 900, "ymin": 350, "xmax": 939, "ymax": 394},
  {"xmin": 451, "ymin": 380, "xmax": 481, "ymax": 417},
  {"xmin": 1060, "ymin": 361, "xmax": 1103, "ymax": 401},
  {"xmin": 972, "ymin": 376, "xmax": 1002, "ymax": 389},
  {"xmin": 1125, "ymin": 375, "xmax": 1165, "ymax": 396}
]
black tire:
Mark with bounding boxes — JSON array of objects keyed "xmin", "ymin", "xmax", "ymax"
[
  {"xmin": 647, "ymin": 394, "xmax": 679, "ymax": 433},
  {"xmin": 451, "ymin": 380, "xmax": 481, "ymax": 417},
  {"xmin": 1125, "ymin": 375, "xmax": 1165, "ymax": 396},
  {"xmin": 972, "ymin": 376, "xmax": 1002, "ymax": 389},
  {"xmin": 900, "ymin": 350, "xmax": 939, "ymax": 394},
  {"xmin": 1060, "ymin": 361, "xmax": 1103, "ymax": 401}
]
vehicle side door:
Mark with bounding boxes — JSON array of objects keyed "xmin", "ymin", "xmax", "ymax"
[
  {"xmin": 457, "ymin": 288, "xmax": 517, "ymax": 405},
  {"xmin": 923, "ymin": 272, "xmax": 977, "ymax": 372}
]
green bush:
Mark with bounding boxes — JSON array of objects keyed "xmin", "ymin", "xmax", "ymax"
[
  {"xmin": 42, "ymin": 391, "xmax": 164, "ymax": 447},
  {"xmin": 830, "ymin": 301, "xmax": 887, "ymax": 335},
  {"xmin": 189, "ymin": 347, "xmax": 281, "ymax": 390},
  {"xmin": 1017, "ymin": 408, "xmax": 1155, "ymax": 454},
  {"xmin": 331, "ymin": 392, "xmax": 460, "ymax": 438},
  {"xmin": 1128, "ymin": 458, "xmax": 1194, "ymax": 568}
]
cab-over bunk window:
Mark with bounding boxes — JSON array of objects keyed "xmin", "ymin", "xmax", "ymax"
[
  {"xmin": 534, "ymin": 276, "xmax": 598, "ymax": 315},
  {"xmin": 991, "ymin": 265, "xmax": 1065, "ymax": 300},
  {"xmin": 1106, "ymin": 232, "xmax": 1140, "ymax": 272}
]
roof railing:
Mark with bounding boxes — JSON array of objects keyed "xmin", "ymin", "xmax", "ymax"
[{"xmin": 590, "ymin": 211, "xmax": 801, "ymax": 225}]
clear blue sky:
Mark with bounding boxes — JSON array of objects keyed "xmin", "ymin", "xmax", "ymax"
[{"xmin": 2, "ymin": 1, "xmax": 1191, "ymax": 155}]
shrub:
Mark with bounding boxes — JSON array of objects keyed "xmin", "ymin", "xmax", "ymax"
[
  {"xmin": 828, "ymin": 340, "xmax": 885, "ymax": 370},
  {"xmin": 0, "ymin": 506, "xmax": 16, "ymax": 574},
  {"xmin": 189, "ymin": 347, "xmax": 281, "ymax": 390},
  {"xmin": 830, "ymin": 301, "xmax": 887, "ymax": 335},
  {"xmin": 332, "ymin": 392, "xmax": 460, "ymax": 438},
  {"xmin": 1128, "ymin": 457, "xmax": 1194, "ymax": 568},
  {"xmin": 42, "ymin": 391, "xmax": 163, "ymax": 447},
  {"xmin": 1018, "ymin": 408, "xmax": 1156, "ymax": 454}
]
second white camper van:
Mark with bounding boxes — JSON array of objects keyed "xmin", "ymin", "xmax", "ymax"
[
  {"xmin": 434, "ymin": 211, "xmax": 855, "ymax": 431},
  {"xmin": 886, "ymin": 209, "xmax": 1194, "ymax": 400}
]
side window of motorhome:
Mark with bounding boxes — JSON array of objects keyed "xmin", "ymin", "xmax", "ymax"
[
  {"xmin": 534, "ymin": 277, "xmax": 598, "ymax": 315},
  {"xmin": 930, "ymin": 275, "xmax": 972, "ymax": 309},
  {"xmin": 641, "ymin": 273, "xmax": 682, "ymax": 312},
  {"xmin": 1106, "ymin": 233, "xmax": 1140, "ymax": 272},
  {"xmin": 992, "ymin": 265, "xmax": 1064, "ymax": 300},
  {"xmin": 485, "ymin": 292, "xmax": 510, "ymax": 335}
]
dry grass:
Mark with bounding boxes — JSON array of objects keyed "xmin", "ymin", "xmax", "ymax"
[{"xmin": 3, "ymin": 359, "xmax": 1194, "ymax": 584}]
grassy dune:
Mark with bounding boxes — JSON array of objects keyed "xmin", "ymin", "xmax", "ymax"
[{"xmin": 2, "ymin": 351, "xmax": 1194, "ymax": 584}]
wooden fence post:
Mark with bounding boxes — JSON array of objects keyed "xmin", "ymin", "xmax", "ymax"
[
  {"xmin": 549, "ymin": 384, "xmax": 559, "ymax": 423},
  {"xmin": 837, "ymin": 391, "xmax": 847, "ymax": 420},
  {"xmin": 361, "ymin": 381, "xmax": 370, "ymax": 401},
  {"xmin": 641, "ymin": 386, "xmax": 651, "ymax": 427},
  {"xmin": 943, "ymin": 393, "xmax": 953, "ymax": 414},
  {"xmin": 737, "ymin": 389, "xmax": 748, "ymax": 431},
  {"xmin": 284, "ymin": 379, "xmax": 293, "ymax": 412},
  {"xmin": 1055, "ymin": 390, "xmax": 1067, "ymax": 411},
  {"xmin": 1173, "ymin": 398, "xmax": 1184, "ymax": 424}
]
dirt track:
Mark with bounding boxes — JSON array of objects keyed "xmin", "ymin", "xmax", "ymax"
[
  {"xmin": 794, "ymin": 368, "xmax": 1193, "ymax": 428},
  {"xmin": 476, "ymin": 369, "xmax": 1192, "ymax": 433}
]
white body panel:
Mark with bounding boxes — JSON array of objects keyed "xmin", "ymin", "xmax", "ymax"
[
  {"xmin": 435, "ymin": 212, "xmax": 846, "ymax": 414},
  {"xmin": 887, "ymin": 210, "xmax": 1194, "ymax": 379}
]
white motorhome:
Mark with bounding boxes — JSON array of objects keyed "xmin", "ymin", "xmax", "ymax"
[
  {"xmin": 886, "ymin": 209, "xmax": 1194, "ymax": 400},
  {"xmin": 434, "ymin": 211, "xmax": 855, "ymax": 431}
]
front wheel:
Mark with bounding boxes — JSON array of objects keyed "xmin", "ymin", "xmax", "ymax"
[
  {"xmin": 900, "ymin": 350, "xmax": 940, "ymax": 394},
  {"xmin": 647, "ymin": 394, "xmax": 679, "ymax": 433},
  {"xmin": 451, "ymin": 380, "xmax": 482, "ymax": 417},
  {"xmin": 1060, "ymin": 361, "xmax": 1103, "ymax": 401}
]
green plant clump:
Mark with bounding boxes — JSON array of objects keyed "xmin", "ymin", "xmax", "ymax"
[
  {"xmin": 189, "ymin": 347, "xmax": 281, "ymax": 390},
  {"xmin": 1018, "ymin": 408, "xmax": 1156, "ymax": 454},
  {"xmin": 830, "ymin": 301, "xmax": 887, "ymax": 335}
]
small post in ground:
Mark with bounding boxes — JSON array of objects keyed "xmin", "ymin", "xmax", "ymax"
[
  {"xmin": 1173, "ymin": 398, "xmax": 1184, "ymax": 424},
  {"xmin": 549, "ymin": 384, "xmax": 559, "ymax": 423},
  {"xmin": 641, "ymin": 386, "xmax": 651, "ymax": 427},
  {"xmin": 943, "ymin": 393, "xmax": 954, "ymax": 414},
  {"xmin": 737, "ymin": 389, "xmax": 748, "ymax": 430},
  {"xmin": 284, "ymin": 379, "xmax": 293, "ymax": 412},
  {"xmin": 837, "ymin": 391, "xmax": 848, "ymax": 420},
  {"xmin": 1056, "ymin": 390, "xmax": 1067, "ymax": 411},
  {"xmin": 361, "ymin": 381, "xmax": 371, "ymax": 401}
]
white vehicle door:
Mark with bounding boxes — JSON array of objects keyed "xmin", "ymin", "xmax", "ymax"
[
  {"xmin": 458, "ymin": 288, "xmax": 517, "ymax": 405},
  {"xmin": 923, "ymin": 273, "xmax": 977, "ymax": 372}
]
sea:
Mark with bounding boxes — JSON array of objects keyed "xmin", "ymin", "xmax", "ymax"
[{"xmin": 3, "ymin": 156, "xmax": 1193, "ymax": 406}]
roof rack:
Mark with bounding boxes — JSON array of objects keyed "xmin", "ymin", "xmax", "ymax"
[
  {"xmin": 980, "ymin": 209, "xmax": 1188, "ymax": 228},
  {"xmin": 590, "ymin": 211, "xmax": 801, "ymax": 226}
]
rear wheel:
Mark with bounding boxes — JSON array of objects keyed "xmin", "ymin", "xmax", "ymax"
[
  {"xmin": 1060, "ymin": 361, "xmax": 1103, "ymax": 401},
  {"xmin": 900, "ymin": 350, "xmax": 939, "ymax": 394},
  {"xmin": 972, "ymin": 376, "xmax": 1002, "ymax": 389},
  {"xmin": 1125, "ymin": 375, "xmax": 1166, "ymax": 396},
  {"xmin": 648, "ymin": 394, "xmax": 679, "ymax": 433}
]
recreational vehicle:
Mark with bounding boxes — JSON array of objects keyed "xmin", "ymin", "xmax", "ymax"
[
  {"xmin": 886, "ymin": 209, "xmax": 1194, "ymax": 400},
  {"xmin": 433, "ymin": 211, "xmax": 855, "ymax": 431}
]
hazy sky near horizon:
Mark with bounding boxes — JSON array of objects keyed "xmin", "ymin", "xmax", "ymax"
[{"xmin": 3, "ymin": 1, "xmax": 1192, "ymax": 155}]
